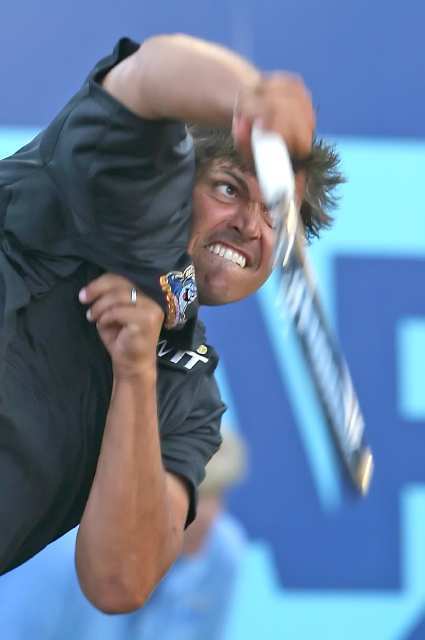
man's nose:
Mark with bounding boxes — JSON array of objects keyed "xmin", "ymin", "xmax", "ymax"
[{"xmin": 233, "ymin": 200, "xmax": 262, "ymax": 238}]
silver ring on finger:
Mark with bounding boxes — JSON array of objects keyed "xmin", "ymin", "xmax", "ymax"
[{"xmin": 130, "ymin": 287, "xmax": 137, "ymax": 305}]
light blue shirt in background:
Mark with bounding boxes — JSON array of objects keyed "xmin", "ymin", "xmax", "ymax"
[{"xmin": 0, "ymin": 513, "xmax": 245, "ymax": 640}]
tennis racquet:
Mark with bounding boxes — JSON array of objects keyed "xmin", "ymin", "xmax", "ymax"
[{"xmin": 251, "ymin": 125, "xmax": 373, "ymax": 495}]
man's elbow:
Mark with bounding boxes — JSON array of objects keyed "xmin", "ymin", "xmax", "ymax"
[
  {"xmin": 77, "ymin": 544, "xmax": 181, "ymax": 614},
  {"xmin": 80, "ymin": 573, "xmax": 155, "ymax": 614}
]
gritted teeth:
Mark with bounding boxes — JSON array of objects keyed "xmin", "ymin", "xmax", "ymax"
[{"xmin": 207, "ymin": 243, "xmax": 247, "ymax": 268}]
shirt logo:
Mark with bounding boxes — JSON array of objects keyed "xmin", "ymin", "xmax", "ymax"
[
  {"xmin": 160, "ymin": 264, "xmax": 198, "ymax": 330},
  {"xmin": 157, "ymin": 339, "xmax": 209, "ymax": 371}
]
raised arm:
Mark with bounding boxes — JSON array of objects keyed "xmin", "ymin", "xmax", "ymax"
[
  {"xmin": 102, "ymin": 34, "xmax": 260, "ymax": 125},
  {"xmin": 102, "ymin": 34, "xmax": 315, "ymax": 160}
]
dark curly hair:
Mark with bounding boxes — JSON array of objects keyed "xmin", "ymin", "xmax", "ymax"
[{"xmin": 188, "ymin": 125, "xmax": 345, "ymax": 241}]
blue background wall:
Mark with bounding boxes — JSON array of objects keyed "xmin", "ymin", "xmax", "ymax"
[
  {"xmin": 1, "ymin": 2, "xmax": 425, "ymax": 638},
  {"xmin": 2, "ymin": 0, "xmax": 425, "ymax": 136}
]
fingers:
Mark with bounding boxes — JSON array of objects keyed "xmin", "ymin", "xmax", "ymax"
[
  {"xmin": 233, "ymin": 73, "xmax": 315, "ymax": 162},
  {"xmin": 79, "ymin": 274, "xmax": 136, "ymax": 323},
  {"xmin": 79, "ymin": 272, "xmax": 165, "ymax": 328},
  {"xmin": 96, "ymin": 305, "xmax": 161, "ymax": 359},
  {"xmin": 79, "ymin": 273, "xmax": 133, "ymax": 306},
  {"xmin": 87, "ymin": 290, "xmax": 136, "ymax": 323},
  {"xmin": 96, "ymin": 305, "xmax": 141, "ymax": 330}
]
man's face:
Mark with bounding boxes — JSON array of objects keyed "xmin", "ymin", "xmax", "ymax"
[{"xmin": 188, "ymin": 159, "xmax": 304, "ymax": 305}]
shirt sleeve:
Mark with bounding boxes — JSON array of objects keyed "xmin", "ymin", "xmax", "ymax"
[
  {"xmin": 160, "ymin": 372, "xmax": 225, "ymax": 527},
  {"xmin": 38, "ymin": 38, "xmax": 196, "ymax": 311}
]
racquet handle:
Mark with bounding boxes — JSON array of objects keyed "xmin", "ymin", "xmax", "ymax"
[{"xmin": 251, "ymin": 124, "xmax": 295, "ymax": 209}]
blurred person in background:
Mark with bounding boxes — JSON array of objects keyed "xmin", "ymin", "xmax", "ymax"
[
  {"xmin": 0, "ymin": 32, "xmax": 342, "ymax": 611},
  {"xmin": 0, "ymin": 429, "xmax": 247, "ymax": 640}
]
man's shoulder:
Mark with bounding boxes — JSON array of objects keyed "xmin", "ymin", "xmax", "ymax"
[
  {"xmin": 156, "ymin": 317, "xmax": 225, "ymax": 443},
  {"xmin": 85, "ymin": 38, "xmax": 140, "ymax": 86}
]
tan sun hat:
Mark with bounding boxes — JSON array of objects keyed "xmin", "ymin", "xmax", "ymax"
[{"xmin": 199, "ymin": 428, "xmax": 248, "ymax": 497}]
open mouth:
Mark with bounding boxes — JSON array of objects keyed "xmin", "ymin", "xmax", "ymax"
[{"xmin": 206, "ymin": 243, "xmax": 247, "ymax": 268}]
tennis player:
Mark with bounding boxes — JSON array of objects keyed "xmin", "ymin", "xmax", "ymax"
[{"xmin": 0, "ymin": 35, "xmax": 342, "ymax": 611}]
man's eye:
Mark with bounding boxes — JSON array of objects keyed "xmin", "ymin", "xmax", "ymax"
[{"xmin": 215, "ymin": 182, "xmax": 238, "ymax": 199}]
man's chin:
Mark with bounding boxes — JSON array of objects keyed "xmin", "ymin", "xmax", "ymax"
[
  {"xmin": 195, "ymin": 268, "xmax": 253, "ymax": 306},
  {"xmin": 197, "ymin": 289, "xmax": 235, "ymax": 306},
  {"xmin": 197, "ymin": 280, "xmax": 253, "ymax": 306}
]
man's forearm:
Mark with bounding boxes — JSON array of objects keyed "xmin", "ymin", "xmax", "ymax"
[
  {"xmin": 76, "ymin": 367, "xmax": 183, "ymax": 613},
  {"xmin": 103, "ymin": 34, "xmax": 261, "ymax": 125}
]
